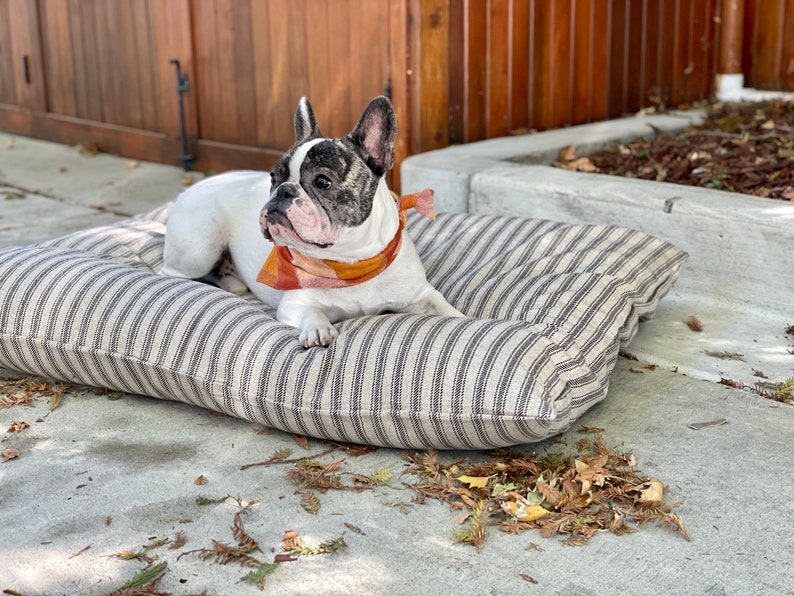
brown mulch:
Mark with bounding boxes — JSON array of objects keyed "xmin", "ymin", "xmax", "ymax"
[{"xmin": 556, "ymin": 99, "xmax": 794, "ymax": 201}]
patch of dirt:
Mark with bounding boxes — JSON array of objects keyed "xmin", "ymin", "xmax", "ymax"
[{"xmin": 557, "ymin": 99, "xmax": 794, "ymax": 201}]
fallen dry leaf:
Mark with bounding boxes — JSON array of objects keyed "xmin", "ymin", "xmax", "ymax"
[
  {"xmin": 686, "ymin": 315, "xmax": 703, "ymax": 331},
  {"xmin": 457, "ymin": 475, "xmax": 490, "ymax": 488},
  {"xmin": 194, "ymin": 474, "xmax": 208, "ymax": 485},
  {"xmin": 2, "ymin": 447, "xmax": 20, "ymax": 462},
  {"xmin": 638, "ymin": 478, "xmax": 665, "ymax": 503},
  {"xmin": 558, "ymin": 144, "xmax": 578, "ymax": 162},
  {"xmin": 169, "ymin": 531, "xmax": 187, "ymax": 549},
  {"xmin": 292, "ymin": 434, "xmax": 310, "ymax": 450},
  {"xmin": 688, "ymin": 418, "xmax": 728, "ymax": 430},
  {"xmin": 520, "ymin": 573, "xmax": 539, "ymax": 584},
  {"xmin": 501, "ymin": 497, "xmax": 548, "ymax": 522},
  {"xmin": 124, "ymin": 160, "xmax": 139, "ymax": 168},
  {"xmin": 68, "ymin": 545, "xmax": 91, "ymax": 558},
  {"xmin": 7, "ymin": 420, "xmax": 29, "ymax": 432},
  {"xmin": 181, "ymin": 176, "xmax": 196, "ymax": 186}
]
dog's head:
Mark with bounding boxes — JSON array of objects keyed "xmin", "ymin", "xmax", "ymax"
[{"xmin": 261, "ymin": 96, "xmax": 397, "ymax": 252}]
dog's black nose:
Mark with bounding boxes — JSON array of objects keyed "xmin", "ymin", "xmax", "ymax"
[{"xmin": 275, "ymin": 183, "xmax": 300, "ymax": 201}]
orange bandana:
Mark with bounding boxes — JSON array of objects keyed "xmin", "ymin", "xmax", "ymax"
[{"xmin": 256, "ymin": 189, "xmax": 436, "ymax": 290}]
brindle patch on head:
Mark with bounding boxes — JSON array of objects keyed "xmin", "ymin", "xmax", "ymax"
[{"xmin": 297, "ymin": 139, "xmax": 380, "ymax": 227}]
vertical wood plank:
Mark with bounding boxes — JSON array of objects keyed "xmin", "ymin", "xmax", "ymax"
[
  {"xmin": 487, "ymin": 0, "xmax": 510, "ymax": 137},
  {"xmin": 549, "ymin": 0, "xmax": 572, "ymax": 127},
  {"xmin": 305, "ymin": 0, "xmax": 332, "ymax": 133},
  {"xmin": 572, "ymin": 0, "xmax": 592, "ymax": 124},
  {"xmin": 250, "ymin": 0, "xmax": 275, "ymax": 145},
  {"xmin": 326, "ymin": 0, "xmax": 354, "ymax": 139},
  {"xmin": 464, "ymin": 0, "xmax": 488, "ymax": 141},
  {"xmin": 689, "ymin": 0, "xmax": 709, "ymax": 100},
  {"xmin": 389, "ymin": 0, "xmax": 411, "ymax": 191},
  {"xmin": 531, "ymin": 0, "xmax": 551, "ymax": 130},
  {"xmin": 415, "ymin": 0, "xmax": 449, "ymax": 151},
  {"xmin": 448, "ymin": 0, "xmax": 465, "ymax": 143},
  {"xmin": 589, "ymin": 0, "xmax": 610, "ymax": 121},
  {"xmin": 781, "ymin": 0, "xmax": 794, "ymax": 90},
  {"xmin": 38, "ymin": 0, "xmax": 77, "ymax": 117},
  {"xmin": 625, "ymin": 0, "xmax": 643, "ymax": 112},
  {"xmin": 0, "ymin": 1, "xmax": 16, "ymax": 105},
  {"xmin": 641, "ymin": 0, "xmax": 661, "ymax": 106},
  {"xmin": 752, "ymin": 0, "xmax": 784, "ymax": 89},
  {"xmin": 511, "ymin": 0, "xmax": 530, "ymax": 132},
  {"xmin": 151, "ymin": 0, "xmax": 197, "ymax": 139},
  {"xmin": 607, "ymin": 0, "xmax": 627, "ymax": 117},
  {"xmin": 232, "ymin": 0, "xmax": 258, "ymax": 146}
]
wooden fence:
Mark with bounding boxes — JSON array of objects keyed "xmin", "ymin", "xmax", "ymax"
[
  {"xmin": 743, "ymin": 0, "xmax": 794, "ymax": 90},
  {"xmin": 0, "ymin": 0, "xmax": 790, "ymax": 185}
]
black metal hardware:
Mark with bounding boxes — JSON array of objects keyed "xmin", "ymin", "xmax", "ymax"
[
  {"xmin": 169, "ymin": 59, "xmax": 194, "ymax": 171},
  {"xmin": 23, "ymin": 55, "xmax": 31, "ymax": 84}
]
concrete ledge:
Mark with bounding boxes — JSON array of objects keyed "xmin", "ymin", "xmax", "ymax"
[
  {"xmin": 402, "ymin": 112, "xmax": 794, "ymax": 384},
  {"xmin": 402, "ymin": 111, "xmax": 704, "ymax": 212},
  {"xmin": 401, "ymin": 110, "xmax": 794, "ymax": 311}
]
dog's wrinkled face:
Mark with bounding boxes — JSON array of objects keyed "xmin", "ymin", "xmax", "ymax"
[{"xmin": 261, "ymin": 96, "xmax": 396, "ymax": 251}]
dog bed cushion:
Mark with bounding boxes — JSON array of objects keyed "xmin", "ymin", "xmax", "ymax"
[{"xmin": 0, "ymin": 205, "xmax": 686, "ymax": 449}]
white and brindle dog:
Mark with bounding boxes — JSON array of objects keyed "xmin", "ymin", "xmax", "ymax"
[{"xmin": 160, "ymin": 96, "xmax": 462, "ymax": 347}]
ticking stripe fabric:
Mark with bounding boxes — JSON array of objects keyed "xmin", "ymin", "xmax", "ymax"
[{"xmin": 0, "ymin": 206, "xmax": 686, "ymax": 449}]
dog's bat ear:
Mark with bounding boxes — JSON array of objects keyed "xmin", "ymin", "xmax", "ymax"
[
  {"xmin": 294, "ymin": 97, "xmax": 323, "ymax": 144},
  {"xmin": 347, "ymin": 96, "xmax": 397, "ymax": 177}
]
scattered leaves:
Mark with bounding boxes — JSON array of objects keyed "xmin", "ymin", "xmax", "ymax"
[
  {"xmin": 282, "ymin": 530, "xmax": 347, "ymax": 557},
  {"xmin": 75, "ymin": 143, "xmax": 100, "ymax": 156},
  {"xmin": 109, "ymin": 550, "xmax": 155, "ymax": 564},
  {"xmin": 705, "ymin": 350, "xmax": 745, "ymax": 361},
  {"xmin": 169, "ymin": 531, "xmax": 187, "ymax": 549},
  {"xmin": 688, "ymin": 418, "xmax": 728, "ymax": 430},
  {"xmin": 452, "ymin": 499, "xmax": 491, "ymax": 549},
  {"xmin": 110, "ymin": 561, "xmax": 168, "ymax": 596},
  {"xmin": 520, "ymin": 573, "xmax": 539, "ymax": 584},
  {"xmin": 68, "ymin": 545, "xmax": 91, "ymax": 559},
  {"xmin": 576, "ymin": 425, "xmax": 605, "ymax": 434},
  {"xmin": 0, "ymin": 377, "xmax": 70, "ymax": 409},
  {"xmin": 576, "ymin": 99, "xmax": 794, "ymax": 201},
  {"xmin": 241, "ymin": 562, "xmax": 280, "ymax": 590},
  {"xmin": 7, "ymin": 420, "xmax": 29, "ymax": 432},
  {"xmin": 292, "ymin": 434, "xmax": 310, "ymax": 450},
  {"xmin": 343, "ymin": 522, "xmax": 365, "ymax": 535},
  {"xmin": 2, "ymin": 448, "xmax": 20, "ymax": 462},
  {"xmin": 300, "ymin": 491, "xmax": 321, "ymax": 514},
  {"xmin": 403, "ymin": 436, "xmax": 688, "ymax": 547},
  {"xmin": 685, "ymin": 316, "xmax": 703, "ymax": 331},
  {"xmin": 719, "ymin": 377, "xmax": 793, "ymax": 404},
  {"xmin": 196, "ymin": 495, "xmax": 229, "ymax": 506}
]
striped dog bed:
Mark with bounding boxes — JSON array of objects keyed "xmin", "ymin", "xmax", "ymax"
[{"xmin": 0, "ymin": 206, "xmax": 686, "ymax": 449}]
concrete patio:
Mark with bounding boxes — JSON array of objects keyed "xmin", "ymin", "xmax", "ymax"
[{"xmin": 1, "ymin": 127, "xmax": 792, "ymax": 595}]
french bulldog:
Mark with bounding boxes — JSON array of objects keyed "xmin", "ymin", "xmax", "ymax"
[{"xmin": 160, "ymin": 96, "xmax": 463, "ymax": 347}]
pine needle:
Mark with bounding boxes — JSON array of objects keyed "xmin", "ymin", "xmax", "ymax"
[
  {"xmin": 111, "ymin": 561, "xmax": 168, "ymax": 595},
  {"xmin": 241, "ymin": 562, "xmax": 280, "ymax": 590},
  {"xmin": 300, "ymin": 491, "xmax": 321, "ymax": 514}
]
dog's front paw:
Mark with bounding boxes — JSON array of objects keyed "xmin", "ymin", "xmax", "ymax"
[{"xmin": 299, "ymin": 324, "xmax": 339, "ymax": 348}]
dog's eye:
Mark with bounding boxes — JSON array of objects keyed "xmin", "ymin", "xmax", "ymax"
[{"xmin": 314, "ymin": 175, "xmax": 332, "ymax": 190}]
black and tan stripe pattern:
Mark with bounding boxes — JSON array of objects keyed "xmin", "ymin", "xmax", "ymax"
[{"xmin": 0, "ymin": 207, "xmax": 686, "ymax": 449}]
